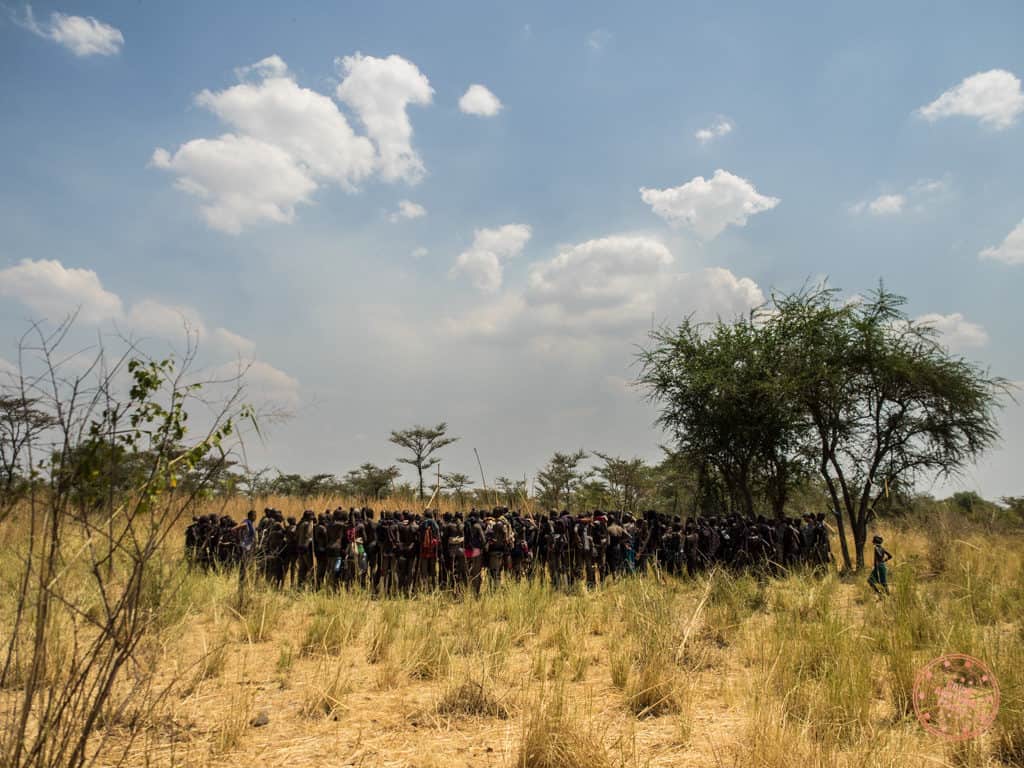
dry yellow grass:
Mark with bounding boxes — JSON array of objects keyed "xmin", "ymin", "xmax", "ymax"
[{"xmin": 1, "ymin": 501, "xmax": 1022, "ymax": 768}]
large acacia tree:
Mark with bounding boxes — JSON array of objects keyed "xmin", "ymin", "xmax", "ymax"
[
  {"xmin": 638, "ymin": 312, "xmax": 810, "ymax": 519},
  {"xmin": 639, "ymin": 283, "xmax": 1007, "ymax": 570},
  {"xmin": 771, "ymin": 285, "xmax": 1006, "ymax": 569}
]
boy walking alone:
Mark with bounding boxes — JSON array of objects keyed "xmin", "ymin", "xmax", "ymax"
[{"xmin": 867, "ymin": 534, "xmax": 892, "ymax": 596}]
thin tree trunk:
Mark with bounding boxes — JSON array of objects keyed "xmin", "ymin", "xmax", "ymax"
[
  {"xmin": 852, "ymin": 513, "xmax": 867, "ymax": 570},
  {"xmin": 819, "ymin": 457, "xmax": 852, "ymax": 571}
]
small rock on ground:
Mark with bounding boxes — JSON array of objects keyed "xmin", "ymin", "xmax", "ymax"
[{"xmin": 250, "ymin": 711, "xmax": 270, "ymax": 728}]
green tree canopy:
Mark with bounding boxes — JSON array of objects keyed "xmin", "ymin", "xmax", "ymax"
[
  {"xmin": 639, "ymin": 282, "xmax": 1008, "ymax": 569},
  {"xmin": 638, "ymin": 310, "xmax": 810, "ymax": 519},
  {"xmin": 345, "ymin": 463, "xmax": 401, "ymax": 500},
  {"xmin": 535, "ymin": 450, "xmax": 588, "ymax": 512}
]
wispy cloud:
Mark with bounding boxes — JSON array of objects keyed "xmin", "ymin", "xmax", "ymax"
[
  {"xmin": 13, "ymin": 4, "xmax": 123, "ymax": 56},
  {"xmin": 849, "ymin": 177, "xmax": 950, "ymax": 216},
  {"xmin": 389, "ymin": 200, "xmax": 426, "ymax": 222},
  {"xmin": 695, "ymin": 117, "xmax": 733, "ymax": 144},
  {"xmin": 586, "ymin": 28, "xmax": 612, "ymax": 53}
]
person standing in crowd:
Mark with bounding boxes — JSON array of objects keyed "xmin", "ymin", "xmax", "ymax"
[
  {"xmin": 232, "ymin": 510, "xmax": 257, "ymax": 583},
  {"xmin": 197, "ymin": 501, "xmax": 875, "ymax": 596}
]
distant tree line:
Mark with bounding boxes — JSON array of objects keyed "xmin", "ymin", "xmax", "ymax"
[{"xmin": 0, "ymin": 284, "xmax": 1013, "ymax": 572}]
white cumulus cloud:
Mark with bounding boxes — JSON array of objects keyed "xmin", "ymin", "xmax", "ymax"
[
  {"xmin": 389, "ymin": 200, "xmax": 426, "ymax": 222},
  {"xmin": 980, "ymin": 220, "xmax": 1024, "ymax": 265},
  {"xmin": 0, "ymin": 258, "xmax": 300, "ymax": 406},
  {"xmin": 447, "ymin": 235, "xmax": 764, "ymax": 343},
  {"xmin": 194, "ymin": 71, "xmax": 375, "ymax": 190},
  {"xmin": 0, "ymin": 258, "xmax": 123, "ymax": 323},
  {"xmin": 451, "ymin": 224, "xmax": 532, "ymax": 293},
  {"xmin": 459, "ymin": 84, "xmax": 503, "ymax": 117},
  {"xmin": 154, "ymin": 53, "xmax": 432, "ymax": 233},
  {"xmin": 411, "ymin": 246, "xmax": 429, "ymax": 259},
  {"xmin": 151, "ymin": 134, "xmax": 318, "ymax": 234},
  {"xmin": 336, "ymin": 53, "xmax": 434, "ymax": 184},
  {"xmin": 695, "ymin": 118, "xmax": 733, "ymax": 144},
  {"xmin": 640, "ymin": 170, "xmax": 780, "ymax": 240},
  {"xmin": 918, "ymin": 69, "xmax": 1024, "ymax": 130},
  {"xmin": 525, "ymin": 236, "xmax": 674, "ymax": 332},
  {"xmin": 663, "ymin": 267, "xmax": 765, "ymax": 322},
  {"xmin": 17, "ymin": 5, "xmax": 123, "ymax": 56},
  {"xmin": 916, "ymin": 313, "xmax": 989, "ymax": 351}
]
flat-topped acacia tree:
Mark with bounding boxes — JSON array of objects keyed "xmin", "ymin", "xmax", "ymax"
[{"xmin": 389, "ymin": 422, "xmax": 458, "ymax": 501}]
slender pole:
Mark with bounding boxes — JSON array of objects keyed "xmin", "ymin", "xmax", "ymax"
[
  {"xmin": 424, "ymin": 462, "xmax": 441, "ymax": 511},
  {"xmin": 520, "ymin": 473, "xmax": 532, "ymax": 514},
  {"xmin": 474, "ymin": 448, "xmax": 493, "ymax": 507}
]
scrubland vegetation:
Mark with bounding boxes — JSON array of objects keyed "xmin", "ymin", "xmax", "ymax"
[
  {"xmin": 1, "ymin": 497, "xmax": 1021, "ymax": 768},
  {"xmin": 0, "ymin": 285, "xmax": 1018, "ymax": 768}
]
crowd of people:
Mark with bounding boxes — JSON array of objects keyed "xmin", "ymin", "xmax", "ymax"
[{"xmin": 185, "ymin": 506, "xmax": 836, "ymax": 594}]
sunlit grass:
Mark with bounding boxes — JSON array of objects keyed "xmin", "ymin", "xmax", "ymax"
[{"xmin": 0, "ymin": 501, "xmax": 1021, "ymax": 767}]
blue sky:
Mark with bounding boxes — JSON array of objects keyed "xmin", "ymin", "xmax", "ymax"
[{"xmin": 1, "ymin": 1, "xmax": 1022, "ymax": 498}]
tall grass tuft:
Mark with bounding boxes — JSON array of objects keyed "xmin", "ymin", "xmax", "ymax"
[
  {"xmin": 990, "ymin": 627, "xmax": 1024, "ymax": 766},
  {"xmin": 181, "ymin": 632, "xmax": 231, "ymax": 697},
  {"xmin": 729, "ymin": 698, "xmax": 836, "ymax": 768},
  {"xmin": 366, "ymin": 602, "xmax": 402, "ymax": 664},
  {"xmin": 872, "ymin": 567, "xmax": 934, "ymax": 719},
  {"xmin": 624, "ymin": 654, "xmax": 680, "ymax": 717},
  {"xmin": 702, "ymin": 569, "xmax": 767, "ymax": 646},
  {"xmin": 497, "ymin": 580, "xmax": 554, "ymax": 645},
  {"xmin": 437, "ymin": 677, "xmax": 509, "ymax": 719},
  {"xmin": 608, "ymin": 641, "xmax": 632, "ymax": 691},
  {"xmin": 515, "ymin": 682, "xmax": 615, "ymax": 768},
  {"xmin": 617, "ymin": 578, "xmax": 682, "ymax": 717},
  {"xmin": 211, "ymin": 684, "xmax": 255, "ymax": 755},
  {"xmin": 301, "ymin": 660, "xmax": 352, "ymax": 719},
  {"xmin": 235, "ymin": 589, "xmax": 287, "ymax": 643},
  {"xmin": 395, "ymin": 614, "xmax": 452, "ymax": 680},
  {"xmin": 301, "ymin": 596, "xmax": 364, "ymax": 656},
  {"xmin": 762, "ymin": 588, "xmax": 873, "ymax": 744}
]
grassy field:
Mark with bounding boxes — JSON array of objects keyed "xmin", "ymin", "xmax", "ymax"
[{"xmin": 1, "ymin": 501, "xmax": 1022, "ymax": 768}]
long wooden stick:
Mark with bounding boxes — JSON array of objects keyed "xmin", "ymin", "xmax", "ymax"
[
  {"xmin": 424, "ymin": 462, "xmax": 441, "ymax": 511},
  {"xmin": 474, "ymin": 448, "xmax": 496, "ymax": 507},
  {"xmin": 521, "ymin": 474, "xmax": 533, "ymax": 514}
]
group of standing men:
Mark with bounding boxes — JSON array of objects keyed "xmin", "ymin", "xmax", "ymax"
[{"xmin": 185, "ymin": 506, "xmax": 835, "ymax": 594}]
